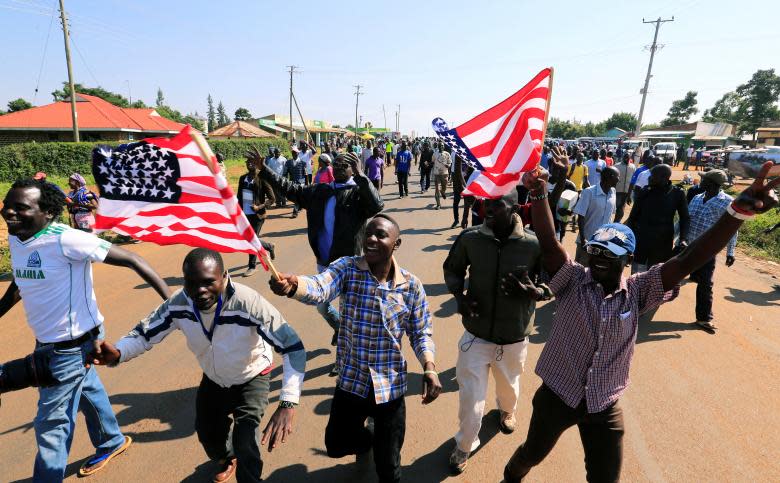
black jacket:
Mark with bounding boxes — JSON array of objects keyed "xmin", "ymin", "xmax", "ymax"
[
  {"xmin": 237, "ymin": 173, "xmax": 275, "ymax": 219},
  {"xmin": 626, "ymin": 183, "xmax": 689, "ymax": 265},
  {"xmin": 262, "ymin": 166, "xmax": 384, "ymax": 266}
]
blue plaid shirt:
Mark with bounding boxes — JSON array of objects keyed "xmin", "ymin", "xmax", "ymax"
[
  {"xmin": 688, "ymin": 191, "xmax": 737, "ymax": 257},
  {"xmin": 293, "ymin": 256, "xmax": 435, "ymax": 403}
]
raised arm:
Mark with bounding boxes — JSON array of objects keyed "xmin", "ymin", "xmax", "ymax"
[
  {"xmin": 661, "ymin": 162, "xmax": 779, "ymax": 291},
  {"xmin": 523, "ymin": 146, "xmax": 569, "ymax": 275},
  {"xmin": 103, "ymin": 246, "xmax": 171, "ymax": 300}
]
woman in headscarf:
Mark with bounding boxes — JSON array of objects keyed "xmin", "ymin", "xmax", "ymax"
[{"xmin": 66, "ymin": 173, "xmax": 99, "ymax": 232}]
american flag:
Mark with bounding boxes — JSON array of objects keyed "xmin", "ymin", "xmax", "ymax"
[
  {"xmin": 91, "ymin": 125, "xmax": 269, "ymax": 269},
  {"xmin": 432, "ymin": 67, "xmax": 552, "ymax": 198}
]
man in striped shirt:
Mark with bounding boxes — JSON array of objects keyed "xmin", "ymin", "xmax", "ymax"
[
  {"xmin": 503, "ymin": 160, "xmax": 780, "ymax": 483},
  {"xmin": 270, "ymin": 213, "xmax": 442, "ymax": 483}
]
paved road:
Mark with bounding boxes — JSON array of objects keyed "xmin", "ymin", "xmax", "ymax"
[{"xmin": 1, "ymin": 171, "xmax": 779, "ymax": 482}]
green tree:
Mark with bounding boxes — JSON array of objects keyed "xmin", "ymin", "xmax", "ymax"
[
  {"xmin": 7, "ymin": 98, "xmax": 33, "ymax": 112},
  {"xmin": 733, "ymin": 69, "xmax": 780, "ymax": 134},
  {"xmin": 234, "ymin": 107, "xmax": 252, "ymax": 121},
  {"xmin": 130, "ymin": 100, "xmax": 148, "ymax": 108},
  {"xmin": 601, "ymin": 112, "xmax": 638, "ymax": 133},
  {"xmin": 207, "ymin": 94, "xmax": 216, "ymax": 132},
  {"xmin": 216, "ymin": 101, "xmax": 229, "ymax": 127},
  {"xmin": 155, "ymin": 88, "xmax": 165, "ymax": 108},
  {"xmin": 51, "ymin": 82, "xmax": 130, "ymax": 107},
  {"xmin": 661, "ymin": 91, "xmax": 699, "ymax": 127},
  {"xmin": 155, "ymin": 105, "xmax": 184, "ymax": 123},
  {"xmin": 702, "ymin": 91, "xmax": 739, "ymax": 124},
  {"xmin": 182, "ymin": 113, "xmax": 205, "ymax": 131}
]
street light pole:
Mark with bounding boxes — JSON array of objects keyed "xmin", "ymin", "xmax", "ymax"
[{"xmin": 353, "ymin": 85, "xmax": 363, "ymax": 141}]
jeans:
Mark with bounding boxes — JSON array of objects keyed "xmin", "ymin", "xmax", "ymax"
[
  {"xmin": 614, "ymin": 192, "xmax": 628, "ymax": 222},
  {"xmin": 690, "ymin": 256, "xmax": 716, "ymax": 322},
  {"xmin": 325, "ymin": 388, "xmax": 406, "ymax": 483},
  {"xmin": 195, "ymin": 372, "xmax": 270, "ymax": 483},
  {"xmin": 452, "ymin": 191, "xmax": 463, "ymax": 223},
  {"xmin": 246, "ymin": 214, "xmax": 265, "ymax": 268},
  {"xmin": 505, "ymin": 384, "xmax": 624, "ymax": 483},
  {"xmin": 397, "ymin": 172, "xmax": 409, "ymax": 196},
  {"xmin": 34, "ymin": 331, "xmax": 126, "ymax": 482},
  {"xmin": 434, "ymin": 174, "xmax": 448, "ymax": 206},
  {"xmin": 420, "ymin": 168, "xmax": 432, "ymax": 191}
]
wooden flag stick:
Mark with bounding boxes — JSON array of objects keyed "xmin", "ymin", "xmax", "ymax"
[{"xmin": 189, "ymin": 127, "xmax": 281, "ymax": 279}]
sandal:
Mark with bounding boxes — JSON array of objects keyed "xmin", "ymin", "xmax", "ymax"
[{"xmin": 78, "ymin": 435, "xmax": 133, "ymax": 477}]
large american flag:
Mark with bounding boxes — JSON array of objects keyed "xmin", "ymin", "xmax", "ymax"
[
  {"xmin": 432, "ymin": 67, "xmax": 552, "ymax": 198},
  {"xmin": 91, "ymin": 125, "xmax": 269, "ymax": 269}
]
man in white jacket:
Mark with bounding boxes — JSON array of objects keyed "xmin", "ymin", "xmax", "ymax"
[{"xmin": 93, "ymin": 248, "xmax": 306, "ymax": 483}]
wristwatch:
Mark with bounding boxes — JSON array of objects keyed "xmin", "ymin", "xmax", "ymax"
[{"xmin": 279, "ymin": 400, "xmax": 297, "ymax": 409}]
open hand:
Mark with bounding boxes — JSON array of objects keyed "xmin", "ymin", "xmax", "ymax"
[
  {"xmin": 247, "ymin": 146, "xmax": 266, "ymax": 171},
  {"xmin": 500, "ymin": 269, "xmax": 539, "ymax": 298},
  {"xmin": 733, "ymin": 161, "xmax": 780, "ymax": 214},
  {"xmin": 261, "ymin": 406, "xmax": 295, "ymax": 452},
  {"xmin": 269, "ymin": 273, "xmax": 298, "ymax": 296},
  {"xmin": 548, "ymin": 145, "xmax": 569, "ymax": 177}
]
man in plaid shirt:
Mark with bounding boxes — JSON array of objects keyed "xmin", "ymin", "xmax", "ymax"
[
  {"xmin": 270, "ymin": 213, "xmax": 442, "ymax": 483},
  {"xmin": 503, "ymin": 159, "xmax": 779, "ymax": 483}
]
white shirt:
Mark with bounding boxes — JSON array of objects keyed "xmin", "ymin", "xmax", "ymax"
[
  {"xmin": 573, "ymin": 185, "xmax": 616, "ymax": 242},
  {"xmin": 635, "ymin": 169, "xmax": 651, "ymax": 189},
  {"xmin": 299, "ymin": 150, "xmax": 314, "ymax": 175},
  {"xmin": 9, "ymin": 223, "xmax": 111, "ymax": 343},
  {"xmin": 267, "ymin": 156, "xmax": 287, "ymax": 177},
  {"xmin": 433, "ymin": 151, "xmax": 452, "ymax": 175},
  {"xmin": 584, "ymin": 158, "xmax": 606, "ymax": 187}
]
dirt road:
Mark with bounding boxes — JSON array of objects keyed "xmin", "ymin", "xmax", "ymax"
[{"xmin": 1, "ymin": 171, "xmax": 779, "ymax": 482}]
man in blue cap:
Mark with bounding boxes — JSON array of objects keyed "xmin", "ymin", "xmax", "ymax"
[{"xmin": 503, "ymin": 159, "xmax": 780, "ymax": 483}]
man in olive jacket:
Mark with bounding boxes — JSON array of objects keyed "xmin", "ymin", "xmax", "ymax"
[{"xmin": 443, "ymin": 189, "xmax": 543, "ymax": 475}]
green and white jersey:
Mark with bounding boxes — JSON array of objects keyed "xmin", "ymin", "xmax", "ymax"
[{"xmin": 9, "ymin": 222, "xmax": 112, "ymax": 343}]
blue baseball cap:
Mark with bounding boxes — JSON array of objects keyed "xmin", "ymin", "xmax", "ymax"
[{"xmin": 587, "ymin": 223, "xmax": 636, "ymax": 256}]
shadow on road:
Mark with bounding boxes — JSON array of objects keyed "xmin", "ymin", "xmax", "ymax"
[
  {"xmin": 636, "ymin": 320, "xmax": 699, "ymax": 343},
  {"xmin": 422, "ymin": 243, "xmax": 452, "ymax": 253},
  {"xmin": 434, "ymin": 298, "xmax": 457, "ymax": 318},
  {"xmin": 134, "ymin": 275, "xmax": 184, "ymax": 290},
  {"xmin": 529, "ymin": 300, "xmax": 556, "ymax": 345},
  {"xmin": 262, "ymin": 227, "xmax": 308, "ymax": 238},
  {"xmin": 724, "ymin": 285, "xmax": 780, "ymax": 307},
  {"xmin": 111, "ymin": 387, "xmax": 198, "ymax": 443},
  {"xmin": 424, "ymin": 282, "xmax": 450, "ymax": 297}
]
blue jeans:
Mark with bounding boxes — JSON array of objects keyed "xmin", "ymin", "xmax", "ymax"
[{"xmin": 33, "ymin": 332, "xmax": 125, "ymax": 481}]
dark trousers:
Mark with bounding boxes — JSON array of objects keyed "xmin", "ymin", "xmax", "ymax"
[
  {"xmin": 325, "ymin": 388, "xmax": 406, "ymax": 483},
  {"xmin": 272, "ymin": 185, "xmax": 286, "ymax": 207},
  {"xmin": 690, "ymin": 256, "xmax": 716, "ymax": 322},
  {"xmin": 420, "ymin": 168, "xmax": 432, "ymax": 191},
  {"xmin": 614, "ymin": 192, "xmax": 628, "ymax": 222},
  {"xmin": 505, "ymin": 385, "xmax": 624, "ymax": 483},
  {"xmin": 195, "ymin": 373, "xmax": 270, "ymax": 483},
  {"xmin": 453, "ymin": 190, "xmax": 463, "ymax": 223},
  {"xmin": 246, "ymin": 214, "xmax": 265, "ymax": 268},
  {"xmin": 371, "ymin": 178, "xmax": 381, "ymax": 190},
  {"xmin": 397, "ymin": 172, "xmax": 409, "ymax": 196}
]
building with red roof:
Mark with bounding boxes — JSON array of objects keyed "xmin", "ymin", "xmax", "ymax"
[{"xmin": 0, "ymin": 94, "xmax": 187, "ymax": 145}]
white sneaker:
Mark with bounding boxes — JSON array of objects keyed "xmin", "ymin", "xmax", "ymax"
[
  {"xmin": 500, "ymin": 411, "xmax": 516, "ymax": 434},
  {"xmin": 449, "ymin": 446, "xmax": 469, "ymax": 474}
]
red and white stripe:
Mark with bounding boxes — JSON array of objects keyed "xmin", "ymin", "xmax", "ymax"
[
  {"xmin": 459, "ymin": 68, "xmax": 551, "ymax": 198},
  {"xmin": 94, "ymin": 126, "xmax": 269, "ymax": 269}
]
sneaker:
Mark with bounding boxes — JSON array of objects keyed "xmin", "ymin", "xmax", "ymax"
[
  {"xmin": 696, "ymin": 320, "xmax": 717, "ymax": 334},
  {"xmin": 267, "ymin": 243, "xmax": 276, "ymax": 260},
  {"xmin": 451, "ymin": 221, "xmax": 459, "ymax": 229},
  {"xmin": 499, "ymin": 411, "xmax": 516, "ymax": 434},
  {"xmin": 244, "ymin": 267, "xmax": 257, "ymax": 278},
  {"xmin": 449, "ymin": 446, "xmax": 469, "ymax": 474},
  {"xmin": 435, "ymin": 205, "xmax": 441, "ymax": 210},
  {"xmin": 329, "ymin": 363, "xmax": 340, "ymax": 377},
  {"xmin": 330, "ymin": 332, "xmax": 338, "ymax": 346},
  {"xmin": 213, "ymin": 457, "xmax": 237, "ymax": 483}
]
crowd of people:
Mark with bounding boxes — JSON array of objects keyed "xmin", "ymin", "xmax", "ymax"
[{"xmin": 1, "ymin": 133, "xmax": 778, "ymax": 483}]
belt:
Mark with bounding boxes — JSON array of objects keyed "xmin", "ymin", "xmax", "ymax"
[{"xmin": 38, "ymin": 326, "xmax": 101, "ymax": 350}]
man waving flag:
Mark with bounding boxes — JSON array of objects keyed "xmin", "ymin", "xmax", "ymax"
[
  {"xmin": 432, "ymin": 67, "xmax": 553, "ymax": 198},
  {"xmin": 91, "ymin": 125, "xmax": 271, "ymax": 270}
]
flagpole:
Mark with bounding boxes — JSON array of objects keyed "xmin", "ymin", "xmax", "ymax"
[
  {"xmin": 539, "ymin": 67, "xmax": 554, "ymax": 148},
  {"xmin": 189, "ymin": 127, "xmax": 281, "ymax": 279}
]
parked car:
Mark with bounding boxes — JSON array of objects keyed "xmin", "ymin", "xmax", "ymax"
[{"xmin": 653, "ymin": 142, "xmax": 678, "ymax": 163}]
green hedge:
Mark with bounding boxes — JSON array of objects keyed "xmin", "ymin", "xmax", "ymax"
[
  {"xmin": 740, "ymin": 209, "xmax": 780, "ymax": 261},
  {"xmin": 0, "ymin": 138, "xmax": 291, "ymax": 182}
]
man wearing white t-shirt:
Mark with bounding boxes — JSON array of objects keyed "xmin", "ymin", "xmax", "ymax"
[
  {"xmin": 0, "ymin": 179, "xmax": 171, "ymax": 480},
  {"xmin": 297, "ymin": 141, "xmax": 315, "ymax": 185}
]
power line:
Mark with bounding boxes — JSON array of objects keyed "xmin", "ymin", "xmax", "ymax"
[
  {"xmin": 32, "ymin": 0, "xmax": 56, "ymax": 104},
  {"xmin": 69, "ymin": 33, "xmax": 100, "ymax": 86}
]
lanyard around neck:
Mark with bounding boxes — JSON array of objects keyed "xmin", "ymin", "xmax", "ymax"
[{"xmin": 192, "ymin": 295, "xmax": 223, "ymax": 342}]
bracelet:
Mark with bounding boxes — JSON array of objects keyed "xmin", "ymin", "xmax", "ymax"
[
  {"xmin": 423, "ymin": 370, "xmax": 438, "ymax": 376},
  {"xmin": 278, "ymin": 400, "xmax": 297, "ymax": 409},
  {"xmin": 529, "ymin": 192, "xmax": 548, "ymax": 201},
  {"xmin": 726, "ymin": 203, "xmax": 754, "ymax": 221}
]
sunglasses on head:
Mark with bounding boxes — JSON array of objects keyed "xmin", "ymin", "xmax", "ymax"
[{"xmin": 585, "ymin": 244, "xmax": 621, "ymax": 260}]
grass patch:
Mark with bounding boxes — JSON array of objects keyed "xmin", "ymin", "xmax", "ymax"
[{"xmin": 739, "ymin": 209, "xmax": 780, "ymax": 261}]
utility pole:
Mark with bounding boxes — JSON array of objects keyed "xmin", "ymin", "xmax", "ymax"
[
  {"xmin": 635, "ymin": 16, "xmax": 674, "ymax": 136},
  {"xmin": 382, "ymin": 104, "xmax": 387, "ymax": 131},
  {"xmin": 58, "ymin": 0, "xmax": 79, "ymax": 142},
  {"xmin": 287, "ymin": 65, "xmax": 299, "ymax": 142},
  {"xmin": 396, "ymin": 104, "xmax": 401, "ymax": 134},
  {"xmin": 353, "ymin": 84, "xmax": 363, "ymax": 141},
  {"xmin": 125, "ymin": 80, "xmax": 132, "ymax": 105}
]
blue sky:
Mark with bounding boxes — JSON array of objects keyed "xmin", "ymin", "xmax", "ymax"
[{"xmin": 1, "ymin": 0, "xmax": 778, "ymax": 135}]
